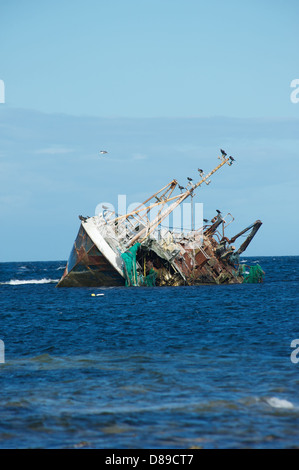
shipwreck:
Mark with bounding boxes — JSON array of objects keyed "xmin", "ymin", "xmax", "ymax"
[{"xmin": 57, "ymin": 151, "xmax": 264, "ymax": 288}]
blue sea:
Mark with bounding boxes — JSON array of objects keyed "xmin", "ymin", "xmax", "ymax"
[{"xmin": 0, "ymin": 256, "xmax": 298, "ymax": 449}]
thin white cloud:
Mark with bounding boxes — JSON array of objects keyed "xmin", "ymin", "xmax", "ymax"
[
  {"xmin": 35, "ymin": 146, "xmax": 74, "ymax": 155},
  {"xmin": 132, "ymin": 153, "xmax": 147, "ymax": 161}
]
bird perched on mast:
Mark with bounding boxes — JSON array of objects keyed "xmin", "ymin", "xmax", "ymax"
[{"xmin": 220, "ymin": 149, "xmax": 227, "ymax": 157}]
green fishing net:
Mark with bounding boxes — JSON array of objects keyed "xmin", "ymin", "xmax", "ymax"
[
  {"xmin": 121, "ymin": 243, "xmax": 141, "ymax": 286},
  {"xmin": 121, "ymin": 243, "xmax": 157, "ymax": 287},
  {"xmin": 142, "ymin": 268, "xmax": 157, "ymax": 287},
  {"xmin": 241, "ymin": 263, "xmax": 265, "ymax": 283}
]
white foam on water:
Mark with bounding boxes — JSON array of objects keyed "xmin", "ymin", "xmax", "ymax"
[
  {"xmin": 266, "ymin": 397, "xmax": 294, "ymax": 409},
  {"xmin": 0, "ymin": 278, "xmax": 59, "ymax": 285}
]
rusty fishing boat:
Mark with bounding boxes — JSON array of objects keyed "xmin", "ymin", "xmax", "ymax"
[{"xmin": 57, "ymin": 151, "xmax": 264, "ymax": 288}]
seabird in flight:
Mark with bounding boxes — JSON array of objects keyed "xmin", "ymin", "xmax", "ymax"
[{"xmin": 100, "ymin": 150, "xmax": 108, "ymax": 155}]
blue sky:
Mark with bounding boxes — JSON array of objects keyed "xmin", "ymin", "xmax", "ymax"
[{"xmin": 0, "ymin": 0, "xmax": 298, "ymax": 261}]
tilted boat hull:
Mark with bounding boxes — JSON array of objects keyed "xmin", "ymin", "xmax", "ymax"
[{"xmin": 57, "ymin": 223, "xmax": 125, "ymax": 287}]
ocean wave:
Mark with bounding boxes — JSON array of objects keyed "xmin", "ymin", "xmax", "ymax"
[
  {"xmin": 0, "ymin": 278, "xmax": 59, "ymax": 285},
  {"xmin": 266, "ymin": 397, "xmax": 294, "ymax": 409}
]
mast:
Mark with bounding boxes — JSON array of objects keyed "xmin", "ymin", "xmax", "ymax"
[{"xmin": 126, "ymin": 152, "xmax": 234, "ymax": 247}]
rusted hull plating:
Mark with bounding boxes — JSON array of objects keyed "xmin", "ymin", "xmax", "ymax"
[
  {"xmin": 173, "ymin": 244, "xmax": 242, "ymax": 285},
  {"xmin": 170, "ymin": 220, "xmax": 262, "ymax": 285}
]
